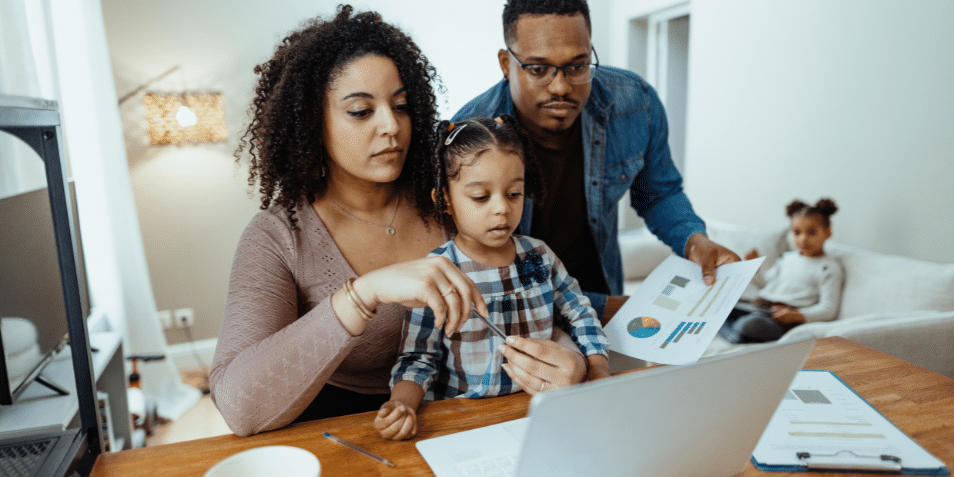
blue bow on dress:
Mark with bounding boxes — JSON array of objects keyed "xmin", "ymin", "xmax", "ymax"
[{"xmin": 516, "ymin": 250, "xmax": 549, "ymax": 286}]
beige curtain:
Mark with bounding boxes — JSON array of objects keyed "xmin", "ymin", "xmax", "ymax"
[{"xmin": 6, "ymin": 0, "xmax": 200, "ymax": 425}]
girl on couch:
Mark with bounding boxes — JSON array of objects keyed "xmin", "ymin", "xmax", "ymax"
[{"xmin": 720, "ymin": 198, "xmax": 845, "ymax": 343}]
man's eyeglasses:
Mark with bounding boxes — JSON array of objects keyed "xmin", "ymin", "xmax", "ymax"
[{"xmin": 507, "ymin": 47, "xmax": 599, "ymax": 86}]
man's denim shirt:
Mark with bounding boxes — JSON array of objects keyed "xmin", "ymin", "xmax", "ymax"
[{"xmin": 453, "ymin": 65, "xmax": 706, "ymax": 318}]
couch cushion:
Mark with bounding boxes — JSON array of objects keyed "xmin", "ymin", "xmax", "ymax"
[
  {"xmin": 832, "ymin": 245, "xmax": 954, "ymax": 316},
  {"xmin": 619, "ymin": 221, "xmax": 954, "ymax": 318},
  {"xmin": 715, "ymin": 310, "xmax": 954, "ymax": 379},
  {"xmin": 703, "ymin": 222, "xmax": 790, "ymax": 301},
  {"xmin": 704, "ymin": 221, "xmax": 789, "ymax": 267},
  {"xmin": 815, "ymin": 311, "xmax": 954, "ymax": 379}
]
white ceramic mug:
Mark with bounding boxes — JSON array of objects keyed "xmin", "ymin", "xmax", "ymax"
[{"xmin": 203, "ymin": 445, "xmax": 320, "ymax": 477}]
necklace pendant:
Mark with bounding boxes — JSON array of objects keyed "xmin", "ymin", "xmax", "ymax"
[{"xmin": 387, "ymin": 226, "xmax": 395, "ymax": 236}]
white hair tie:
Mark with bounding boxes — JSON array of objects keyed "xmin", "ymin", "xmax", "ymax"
[{"xmin": 445, "ymin": 123, "xmax": 467, "ymax": 145}]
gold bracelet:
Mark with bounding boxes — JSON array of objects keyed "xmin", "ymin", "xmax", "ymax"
[{"xmin": 344, "ymin": 278, "xmax": 376, "ymax": 321}]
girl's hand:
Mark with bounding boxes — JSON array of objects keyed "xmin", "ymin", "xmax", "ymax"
[
  {"xmin": 374, "ymin": 400, "xmax": 418, "ymax": 440},
  {"xmin": 771, "ymin": 306, "xmax": 805, "ymax": 325},
  {"xmin": 353, "ymin": 257, "xmax": 490, "ymax": 335},
  {"xmin": 499, "ymin": 336, "xmax": 586, "ymax": 396}
]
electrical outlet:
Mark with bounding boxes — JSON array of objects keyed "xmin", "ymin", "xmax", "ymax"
[
  {"xmin": 157, "ymin": 310, "xmax": 173, "ymax": 329},
  {"xmin": 173, "ymin": 308, "xmax": 195, "ymax": 328}
]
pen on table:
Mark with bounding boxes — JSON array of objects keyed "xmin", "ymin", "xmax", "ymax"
[{"xmin": 323, "ymin": 432, "xmax": 395, "ymax": 467}]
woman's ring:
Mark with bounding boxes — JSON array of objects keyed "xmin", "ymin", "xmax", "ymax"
[
  {"xmin": 539, "ymin": 381, "xmax": 546, "ymax": 392},
  {"xmin": 441, "ymin": 288, "xmax": 455, "ymax": 297}
]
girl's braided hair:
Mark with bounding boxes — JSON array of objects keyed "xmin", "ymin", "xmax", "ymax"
[{"xmin": 429, "ymin": 114, "xmax": 545, "ymax": 232}]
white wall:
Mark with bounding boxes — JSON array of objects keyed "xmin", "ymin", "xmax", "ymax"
[
  {"xmin": 101, "ymin": 1, "xmax": 603, "ymax": 343},
  {"xmin": 683, "ymin": 0, "xmax": 954, "ymax": 263},
  {"xmin": 608, "ymin": 1, "xmax": 954, "ymax": 264}
]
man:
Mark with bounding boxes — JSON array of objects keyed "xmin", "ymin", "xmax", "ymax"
[{"xmin": 453, "ymin": 0, "xmax": 739, "ymax": 324}]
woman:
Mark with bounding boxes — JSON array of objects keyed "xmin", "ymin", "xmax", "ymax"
[{"xmin": 210, "ymin": 5, "xmax": 586, "ymax": 437}]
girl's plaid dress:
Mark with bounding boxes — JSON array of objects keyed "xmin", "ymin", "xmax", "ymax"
[{"xmin": 391, "ymin": 235, "xmax": 609, "ymax": 401}]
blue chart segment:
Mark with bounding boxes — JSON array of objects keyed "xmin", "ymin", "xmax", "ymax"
[
  {"xmin": 659, "ymin": 321, "xmax": 708, "ymax": 348},
  {"xmin": 627, "ymin": 317, "xmax": 661, "ymax": 338}
]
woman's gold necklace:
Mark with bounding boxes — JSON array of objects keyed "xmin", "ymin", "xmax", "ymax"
[{"xmin": 331, "ymin": 195, "xmax": 399, "ymax": 236}]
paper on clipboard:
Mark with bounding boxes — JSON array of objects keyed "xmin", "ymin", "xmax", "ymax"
[
  {"xmin": 752, "ymin": 370, "xmax": 948, "ymax": 475},
  {"xmin": 603, "ymin": 255, "xmax": 764, "ymax": 365}
]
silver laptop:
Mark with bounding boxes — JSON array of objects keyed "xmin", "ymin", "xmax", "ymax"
[{"xmin": 416, "ymin": 338, "xmax": 816, "ymax": 477}]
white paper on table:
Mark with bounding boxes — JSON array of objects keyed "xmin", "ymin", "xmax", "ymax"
[
  {"xmin": 752, "ymin": 370, "xmax": 946, "ymax": 471},
  {"xmin": 603, "ymin": 255, "xmax": 764, "ymax": 365}
]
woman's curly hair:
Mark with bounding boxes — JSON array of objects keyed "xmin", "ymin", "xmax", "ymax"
[
  {"xmin": 236, "ymin": 4, "xmax": 441, "ymax": 227},
  {"xmin": 429, "ymin": 115, "xmax": 546, "ymax": 233}
]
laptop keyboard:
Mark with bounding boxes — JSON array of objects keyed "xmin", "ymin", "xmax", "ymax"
[
  {"xmin": 454, "ymin": 452, "xmax": 517, "ymax": 477},
  {"xmin": 0, "ymin": 436, "xmax": 57, "ymax": 477}
]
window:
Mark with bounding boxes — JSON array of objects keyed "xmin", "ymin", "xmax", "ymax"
[{"xmin": 619, "ymin": 3, "xmax": 690, "ymax": 231}]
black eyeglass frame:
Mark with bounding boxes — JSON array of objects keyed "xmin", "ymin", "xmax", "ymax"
[{"xmin": 506, "ymin": 46, "xmax": 600, "ymax": 85}]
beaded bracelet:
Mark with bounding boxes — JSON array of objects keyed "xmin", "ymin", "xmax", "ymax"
[{"xmin": 344, "ymin": 278, "xmax": 376, "ymax": 321}]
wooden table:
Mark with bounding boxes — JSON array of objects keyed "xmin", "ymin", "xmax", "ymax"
[{"xmin": 90, "ymin": 337, "xmax": 954, "ymax": 476}]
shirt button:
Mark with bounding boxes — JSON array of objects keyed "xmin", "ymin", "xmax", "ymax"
[
  {"xmin": 621, "ymin": 174, "xmax": 627, "ymax": 180},
  {"xmin": 591, "ymin": 181, "xmax": 598, "ymax": 186},
  {"xmin": 594, "ymin": 140, "xmax": 601, "ymax": 145}
]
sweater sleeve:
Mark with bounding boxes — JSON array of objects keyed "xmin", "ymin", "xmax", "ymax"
[
  {"xmin": 798, "ymin": 258, "xmax": 845, "ymax": 323},
  {"xmin": 209, "ymin": 212, "xmax": 357, "ymax": 436}
]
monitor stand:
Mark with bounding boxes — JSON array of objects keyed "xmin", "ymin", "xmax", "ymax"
[{"xmin": 35, "ymin": 375, "xmax": 70, "ymax": 397}]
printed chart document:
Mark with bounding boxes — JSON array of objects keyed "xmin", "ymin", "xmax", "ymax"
[
  {"xmin": 752, "ymin": 370, "xmax": 948, "ymax": 474},
  {"xmin": 604, "ymin": 255, "xmax": 764, "ymax": 365}
]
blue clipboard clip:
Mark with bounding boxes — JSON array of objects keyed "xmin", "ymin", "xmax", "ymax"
[{"xmin": 797, "ymin": 450, "xmax": 903, "ymax": 472}]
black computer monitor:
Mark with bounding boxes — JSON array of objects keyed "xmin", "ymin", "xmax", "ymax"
[{"xmin": 0, "ymin": 180, "xmax": 91, "ymax": 405}]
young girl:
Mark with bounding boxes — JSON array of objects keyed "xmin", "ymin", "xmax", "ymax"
[
  {"xmin": 373, "ymin": 116, "xmax": 610, "ymax": 440},
  {"xmin": 720, "ymin": 198, "xmax": 845, "ymax": 343}
]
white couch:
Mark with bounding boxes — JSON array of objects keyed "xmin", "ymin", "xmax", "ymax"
[{"xmin": 618, "ymin": 223, "xmax": 954, "ymax": 379}]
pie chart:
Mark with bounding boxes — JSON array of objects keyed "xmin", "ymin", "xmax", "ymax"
[{"xmin": 627, "ymin": 317, "xmax": 661, "ymax": 338}]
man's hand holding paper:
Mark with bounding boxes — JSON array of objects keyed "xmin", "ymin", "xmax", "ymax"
[{"xmin": 603, "ymin": 255, "xmax": 765, "ymax": 365}]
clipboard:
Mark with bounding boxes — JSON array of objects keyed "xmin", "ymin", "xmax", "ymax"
[
  {"xmin": 750, "ymin": 370, "xmax": 950, "ymax": 475},
  {"xmin": 794, "ymin": 450, "xmax": 902, "ymax": 472}
]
